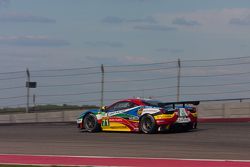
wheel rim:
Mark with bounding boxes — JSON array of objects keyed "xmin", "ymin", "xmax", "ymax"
[
  {"xmin": 142, "ymin": 117, "xmax": 153, "ymax": 131},
  {"xmin": 85, "ymin": 116, "xmax": 95, "ymax": 130}
]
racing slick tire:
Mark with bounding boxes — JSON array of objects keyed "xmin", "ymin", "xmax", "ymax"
[
  {"xmin": 83, "ymin": 113, "xmax": 100, "ymax": 132},
  {"xmin": 140, "ymin": 114, "xmax": 158, "ymax": 134}
]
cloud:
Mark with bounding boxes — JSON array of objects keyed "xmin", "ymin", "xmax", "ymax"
[
  {"xmin": 156, "ymin": 48, "xmax": 184, "ymax": 53},
  {"xmin": 133, "ymin": 25, "xmax": 177, "ymax": 31},
  {"xmin": 172, "ymin": 17, "xmax": 201, "ymax": 26},
  {"xmin": 0, "ymin": 36, "xmax": 70, "ymax": 47},
  {"xmin": 85, "ymin": 41, "xmax": 123, "ymax": 48},
  {"xmin": 155, "ymin": 8, "xmax": 250, "ymax": 33},
  {"xmin": 128, "ymin": 16, "xmax": 157, "ymax": 24},
  {"xmin": 0, "ymin": 13, "xmax": 56, "ymax": 23},
  {"xmin": 102, "ymin": 16, "xmax": 157, "ymax": 24},
  {"xmin": 229, "ymin": 15, "xmax": 250, "ymax": 26}
]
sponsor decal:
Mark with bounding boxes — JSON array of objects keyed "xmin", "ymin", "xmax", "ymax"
[
  {"xmin": 110, "ymin": 126, "xmax": 128, "ymax": 129},
  {"xmin": 129, "ymin": 116, "xmax": 139, "ymax": 120},
  {"xmin": 176, "ymin": 108, "xmax": 191, "ymax": 123},
  {"xmin": 154, "ymin": 114, "xmax": 174, "ymax": 119},
  {"xmin": 108, "ymin": 110, "xmax": 125, "ymax": 116},
  {"xmin": 108, "ymin": 106, "xmax": 140, "ymax": 116},
  {"xmin": 179, "ymin": 108, "xmax": 188, "ymax": 117},
  {"xmin": 101, "ymin": 117, "xmax": 110, "ymax": 126},
  {"xmin": 109, "ymin": 118, "xmax": 123, "ymax": 122},
  {"xmin": 176, "ymin": 117, "xmax": 191, "ymax": 123},
  {"xmin": 144, "ymin": 106, "xmax": 160, "ymax": 109}
]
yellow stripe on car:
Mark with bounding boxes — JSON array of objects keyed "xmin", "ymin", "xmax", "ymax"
[{"xmin": 154, "ymin": 114, "xmax": 175, "ymax": 119}]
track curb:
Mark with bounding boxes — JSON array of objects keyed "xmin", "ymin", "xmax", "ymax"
[{"xmin": 0, "ymin": 154, "xmax": 250, "ymax": 167}]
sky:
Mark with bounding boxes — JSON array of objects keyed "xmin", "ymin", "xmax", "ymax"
[
  {"xmin": 1, "ymin": 0, "xmax": 250, "ymax": 106},
  {"xmin": 1, "ymin": 0, "xmax": 250, "ymax": 72}
]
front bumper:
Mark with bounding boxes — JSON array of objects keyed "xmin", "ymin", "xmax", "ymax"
[
  {"xmin": 77, "ymin": 118, "xmax": 83, "ymax": 129},
  {"xmin": 77, "ymin": 118, "xmax": 83, "ymax": 124}
]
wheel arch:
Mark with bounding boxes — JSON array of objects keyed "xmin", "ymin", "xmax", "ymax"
[
  {"xmin": 81, "ymin": 111, "xmax": 100, "ymax": 128},
  {"xmin": 139, "ymin": 113, "xmax": 151, "ymax": 121},
  {"xmin": 79, "ymin": 109, "xmax": 100, "ymax": 120}
]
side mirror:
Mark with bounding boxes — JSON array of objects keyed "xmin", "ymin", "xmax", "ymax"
[{"xmin": 101, "ymin": 106, "xmax": 108, "ymax": 112}]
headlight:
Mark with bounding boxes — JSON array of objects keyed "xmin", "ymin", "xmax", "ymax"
[{"xmin": 76, "ymin": 118, "xmax": 83, "ymax": 124}]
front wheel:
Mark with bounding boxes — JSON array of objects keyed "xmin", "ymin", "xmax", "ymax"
[
  {"xmin": 140, "ymin": 114, "xmax": 158, "ymax": 134},
  {"xmin": 83, "ymin": 113, "xmax": 100, "ymax": 132}
]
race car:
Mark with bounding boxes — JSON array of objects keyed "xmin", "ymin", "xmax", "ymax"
[{"xmin": 77, "ymin": 98, "xmax": 199, "ymax": 134}]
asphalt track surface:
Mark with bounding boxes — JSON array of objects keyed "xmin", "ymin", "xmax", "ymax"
[{"xmin": 0, "ymin": 122, "xmax": 249, "ymax": 161}]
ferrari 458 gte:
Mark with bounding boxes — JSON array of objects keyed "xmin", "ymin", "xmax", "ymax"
[{"xmin": 77, "ymin": 98, "xmax": 199, "ymax": 134}]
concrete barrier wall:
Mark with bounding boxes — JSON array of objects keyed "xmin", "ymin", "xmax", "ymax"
[
  {"xmin": 198, "ymin": 102, "xmax": 250, "ymax": 119},
  {"xmin": 0, "ymin": 115, "xmax": 11, "ymax": 123},
  {"xmin": 0, "ymin": 102, "xmax": 250, "ymax": 124},
  {"xmin": 0, "ymin": 110, "xmax": 83, "ymax": 124}
]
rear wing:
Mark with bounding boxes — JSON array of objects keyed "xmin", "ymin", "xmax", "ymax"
[{"xmin": 159, "ymin": 101, "xmax": 200, "ymax": 108}]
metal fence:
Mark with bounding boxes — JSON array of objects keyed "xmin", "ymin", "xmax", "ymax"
[{"xmin": 1, "ymin": 56, "xmax": 250, "ymax": 111}]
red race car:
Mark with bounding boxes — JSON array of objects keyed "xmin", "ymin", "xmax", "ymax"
[{"xmin": 77, "ymin": 98, "xmax": 199, "ymax": 134}]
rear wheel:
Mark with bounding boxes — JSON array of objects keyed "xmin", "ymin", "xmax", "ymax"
[
  {"xmin": 182, "ymin": 123, "xmax": 193, "ymax": 132},
  {"xmin": 140, "ymin": 114, "xmax": 158, "ymax": 134},
  {"xmin": 83, "ymin": 113, "xmax": 100, "ymax": 132},
  {"xmin": 194, "ymin": 122, "xmax": 197, "ymax": 129}
]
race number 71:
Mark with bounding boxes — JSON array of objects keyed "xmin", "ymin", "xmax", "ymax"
[{"xmin": 102, "ymin": 118, "xmax": 109, "ymax": 126}]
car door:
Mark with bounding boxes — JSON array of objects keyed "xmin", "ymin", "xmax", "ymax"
[
  {"xmin": 105, "ymin": 101, "xmax": 140, "ymax": 130},
  {"xmin": 107, "ymin": 101, "xmax": 131, "ymax": 118}
]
